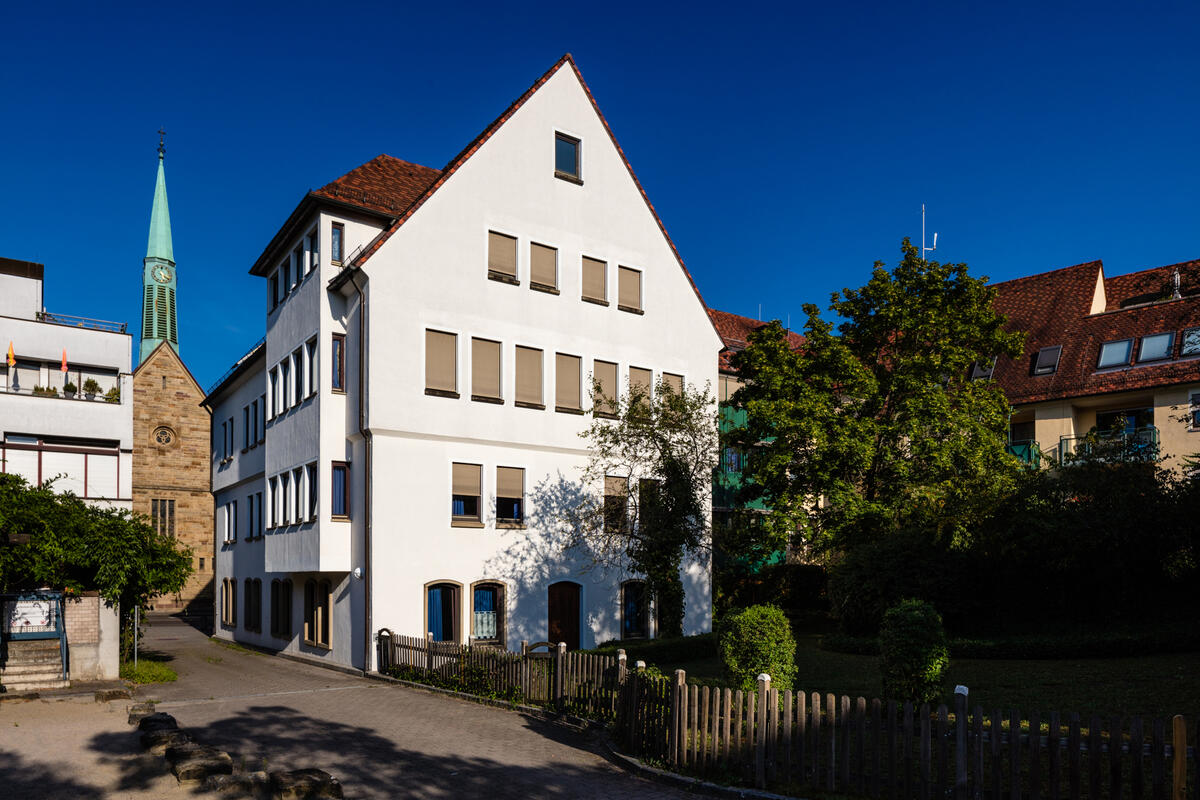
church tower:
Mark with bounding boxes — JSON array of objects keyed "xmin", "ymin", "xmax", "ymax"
[{"xmin": 139, "ymin": 132, "xmax": 178, "ymax": 364}]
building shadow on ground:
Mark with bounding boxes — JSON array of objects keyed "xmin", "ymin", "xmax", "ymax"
[
  {"xmin": 86, "ymin": 703, "xmax": 651, "ymax": 798},
  {"xmin": 0, "ymin": 748, "xmax": 110, "ymax": 800}
]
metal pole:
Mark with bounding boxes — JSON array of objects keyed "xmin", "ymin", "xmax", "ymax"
[{"xmin": 134, "ymin": 605, "xmax": 138, "ymax": 669}]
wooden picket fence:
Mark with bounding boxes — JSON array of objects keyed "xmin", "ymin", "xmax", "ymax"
[{"xmin": 376, "ymin": 632, "xmax": 1196, "ymax": 800}]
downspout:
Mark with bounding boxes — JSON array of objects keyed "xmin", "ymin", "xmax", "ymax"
[{"xmin": 348, "ymin": 269, "xmax": 373, "ymax": 673}]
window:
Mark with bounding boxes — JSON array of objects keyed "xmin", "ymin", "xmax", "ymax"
[
  {"xmin": 221, "ymin": 578, "xmax": 237, "ymax": 627},
  {"xmin": 1138, "ymin": 332, "xmax": 1174, "ymax": 363},
  {"xmin": 554, "ymin": 132, "xmax": 580, "ymax": 181},
  {"xmin": 718, "ymin": 374, "xmax": 744, "ymax": 404},
  {"xmin": 425, "ymin": 330, "xmax": 458, "ymax": 397},
  {"xmin": 250, "ymin": 399, "xmax": 258, "ymax": 444},
  {"xmin": 969, "ymin": 358, "xmax": 997, "ymax": 380},
  {"xmin": 629, "ymin": 367, "xmax": 652, "ymax": 406},
  {"xmin": 229, "ymin": 500, "xmax": 238, "ymax": 542},
  {"xmin": 256, "ymin": 492, "xmax": 264, "ymax": 536},
  {"xmin": 303, "ymin": 579, "xmax": 331, "ymax": 648},
  {"xmin": 308, "ymin": 228, "xmax": 319, "ymax": 273},
  {"xmin": 1098, "ymin": 339, "xmax": 1132, "ymax": 368},
  {"xmin": 293, "ymin": 245, "xmax": 304, "ymax": 281},
  {"xmin": 1191, "ymin": 392, "xmax": 1200, "ymax": 430},
  {"xmin": 1182, "ymin": 327, "xmax": 1200, "ymax": 357},
  {"xmin": 331, "ymin": 462, "xmax": 349, "ymax": 518},
  {"xmin": 555, "ymin": 353, "xmax": 582, "ymax": 412},
  {"xmin": 270, "ymin": 579, "xmax": 293, "ymax": 639},
  {"xmin": 281, "ymin": 471, "xmax": 292, "ymax": 525},
  {"xmin": 452, "ymin": 462, "xmax": 482, "ymax": 525},
  {"xmin": 281, "ymin": 359, "xmax": 291, "ymax": 410},
  {"xmin": 331, "ymin": 333, "xmax": 345, "ymax": 392},
  {"xmin": 426, "ymin": 583, "xmax": 460, "ymax": 643},
  {"xmin": 282, "ymin": 259, "xmax": 291, "ymax": 299},
  {"xmin": 581, "ymin": 257, "xmax": 606, "ymax": 304},
  {"xmin": 593, "ymin": 359, "xmax": 618, "ymax": 417},
  {"xmin": 292, "ymin": 348, "xmax": 304, "ymax": 403},
  {"xmin": 471, "ymin": 337, "xmax": 502, "ymax": 402},
  {"xmin": 472, "ymin": 583, "xmax": 505, "ymax": 643},
  {"xmin": 604, "ymin": 476, "xmax": 628, "ymax": 533},
  {"xmin": 1033, "ymin": 345, "xmax": 1062, "ymax": 375},
  {"xmin": 246, "ymin": 493, "xmax": 255, "ymax": 541},
  {"xmin": 293, "ymin": 467, "xmax": 303, "ymax": 524},
  {"xmin": 269, "ymin": 367, "xmax": 279, "ymax": 417},
  {"xmin": 306, "ymin": 337, "xmax": 317, "ymax": 397},
  {"xmin": 268, "ymin": 477, "xmax": 278, "ymax": 528},
  {"xmin": 150, "ymin": 499, "xmax": 175, "ymax": 538},
  {"xmin": 530, "ymin": 242, "xmax": 557, "ymax": 292},
  {"xmin": 661, "ymin": 373, "xmax": 683, "ymax": 395},
  {"xmin": 269, "ymin": 272, "xmax": 279, "ymax": 310},
  {"xmin": 331, "ymin": 222, "xmax": 344, "ymax": 264},
  {"xmin": 258, "ymin": 395, "xmax": 266, "ymax": 442},
  {"xmin": 621, "ymin": 580, "xmax": 648, "ymax": 639},
  {"xmin": 242, "ymin": 406, "xmax": 250, "ymax": 449},
  {"xmin": 515, "ymin": 346, "xmax": 543, "ymax": 408},
  {"xmin": 307, "ymin": 463, "xmax": 318, "ymax": 520},
  {"xmin": 617, "ymin": 267, "xmax": 643, "ymax": 313},
  {"xmin": 226, "ymin": 417, "xmax": 234, "ymax": 459},
  {"xmin": 244, "ymin": 578, "xmax": 262, "ymax": 633},
  {"xmin": 487, "ymin": 231, "xmax": 518, "ymax": 283},
  {"xmin": 496, "ymin": 467, "xmax": 524, "ymax": 525},
  {"xmin": 723, "ymin": 446, "xmax": 745, "ymax": 473}
]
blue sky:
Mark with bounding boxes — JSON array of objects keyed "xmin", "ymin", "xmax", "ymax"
[{"xmin": 2, "ymin": 1, "xmax": 1197, "ymax": 389}]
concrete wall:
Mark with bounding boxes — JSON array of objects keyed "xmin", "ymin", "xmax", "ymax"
[
  {"xmin": 0, "ymin": 272, "xmax": 41, "ymax": 319},
  {"xmin": 64, "ymin": 594, "xmax": 119, "ymax": 681}
]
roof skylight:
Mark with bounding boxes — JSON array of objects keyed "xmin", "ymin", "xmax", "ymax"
[
  {"xmin": 1033, "ymin": 346, "xmax": 1062, "ymax": 375},
  {"xmin": 1137, "ymin": 332, "xmax": 1174, "ymax": 362},
  {"xmin": 1098, "ymin": 339, "xmax": 1132, "ymax": 369}
]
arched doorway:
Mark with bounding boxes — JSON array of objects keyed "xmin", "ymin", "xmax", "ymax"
[{"xmin": 547, "ymin": 581, "xmax": 581, "ymax": 650}]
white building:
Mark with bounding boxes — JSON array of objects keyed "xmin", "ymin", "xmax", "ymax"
[
  {"xmin": 0, "ymin": 257, "xmax": 133, "ymax": 509},
  {"xmin": 206, "ymin": 55, "xmax": 722, "ymax": 671}
]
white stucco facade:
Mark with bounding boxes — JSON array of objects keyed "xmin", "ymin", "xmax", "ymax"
[
  {"xmin": 0, "ymin": 259, "xmax": 133, "ymax": 509},
  {"xmin": 208, "ymin": 58, "xmax": 721, "ymax": 671}
]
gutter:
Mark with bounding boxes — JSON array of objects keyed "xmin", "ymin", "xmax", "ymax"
[{"xmin": 347, "ymin": 268, "xmax": 374, "ymax": 673}]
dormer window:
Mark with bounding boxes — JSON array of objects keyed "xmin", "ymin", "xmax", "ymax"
[
  {"xmin": 1033, "ymin": 345, "xmax": 1062, "ymax": 375},
  {"xmin": 969, "ymin": 357, "xmax": 997, "ymax": 380},
  {"xmin": 1098, "ymin": 339, "xmax": 1132, "ymax": 369},
  {"xmin": 554, "ymin": 132, "xmax": 581, "ymax": 183},
  {"xmin": 1137, "ymin": 332, "xmax": 1174, "ymax": 363}
]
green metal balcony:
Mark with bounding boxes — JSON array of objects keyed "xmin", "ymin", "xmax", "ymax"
[
  {"xmin": 1058, "ymin": 426, "xmax": 1159, "ymax": 463},
  {"xmin": 1005, "ymin": 439, "xmax": 1041, "ymax": 468}
]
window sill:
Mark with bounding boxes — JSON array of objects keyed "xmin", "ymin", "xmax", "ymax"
[
  {"xmin": 331, "ymin": 515, "xmax": 351, "ymax": 522},
  {"xmin": 531, "ymin": 283, "xmax": 560, "ymax": 295},
  {"xmin": 554, "ymin": 171, "xmax": 583, "ymax": 186},
  {"xmin": 471, "ymin": 395, "xmax": 504, "ymax": 405},
  {"xmin": 555, "ymin": 406, "xmax": 585, "ymax": 415},
  {"xmin": 594, "ymin": 411, "xmax": 618, "ymax": 420},
  {"xmin": 515, "ymin": 401, "xmax": 545, "ymax": 410},
  {"xmin": 331, "ymin": 388, "xmax": 346, "ymax": 395},
  {"xmin": 451, "ymin": 519, "xmax": 485, "ymax": 529},
  {"xmin": 303, "ymin": 640, "xmax": 332, "ymax": 651},
  {"xmin": 581, "ymin": 296, "xmax": 609, "ymax": 307},
  {"xmin": 496, "ymin": 521, "xmax": 526, "ymax": 529},
  {"xmin": 425, "ymin": 388, "xmax": 460, "ymax": 399},
  {"xmin": 488, "ymin": 271, "xmax": 520, "ymax": 286},
  {"xmin": 618, "ymin": 305, "xmax": 645, "ymax": 316}
]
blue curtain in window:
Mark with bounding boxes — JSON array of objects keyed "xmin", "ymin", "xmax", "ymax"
[
  {"xmin": 452, "ymin": 498, "xmax": 466, "ymax": 516},
  {"xmin": 427, "ymin": 587, "xmax": 444, "ymax": 641}
]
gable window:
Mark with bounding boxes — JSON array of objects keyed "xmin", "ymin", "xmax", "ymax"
[
  {"xmin": 515, "ymin": 346, "xmax": 543, "ymax": 408},
  {"xmin": 617, "ymin": 267, "xmax": 643, "ymax": 313},
  {"xmin": 554, "ymin": 132, "xmax": 580, "ymax": 182},
  {"xmin": 331, "ymin": 333, "xmax": 345, "ymax": 392},
  {"xmin": 270, "ymin": 579, "xmax": 293, "ymax": 639},
  {"xmin": 604, "ymin": 476, "xmax": 628, "ymax": 533},
  {"xmin": 451, "ymin": 462, "xmax": 482, "ymax": 526},
  {"xmin": 1033, "ymin": 345, "xmax": 1062, "ymax": 376},
  {"xmin": 425, "ymin": 329, "xmax": 458, "ymax": 397},
  {"xmin": 581, "ymin": 257, "xmax": 607, "ymax": 305},
  {"xmin": 303, "ymin": 579, "xmax": 331, "ymax": 648},
  {"xmin": 1098, "ymin": 339, "xmax": 1132, "ymax": 369},
  {"xmin": 496, "ymin": 466, "xmax": 524, "ymax": 526},
  {"xmin": 629, "ymin": 367, "xmax": 652, "ymax": 406},
  {"xmin": 487, "ymin": 231, "xmax": 518, "ymax": 284},
  {"xmin": 555, "ymin": 353, "xmax": 582, "ymax": 413},
  {"xmin": 471, "ymin": 337, "xmax": 502, "ymax": 403},
  {"xmin": 1138, "ymin": 332, "xmax": 1174, "ymax": 363},
  {"xmin": 331, "ymin": 462, "xmax": 349, "ymax": 519},
  {"xmin": 530, "ymin": 242, "xmax": 558, "ymax": 292},
  {"xmin": 593, "ymin": 359, "xmax": 618, "ymax": 418},
  {"xmin": 331, "ymin": 222, "xmax": 344, "ymax": 264},
  {"xmin": 621, "ymin": 580, "xmax": 648, "ymax": 639},
  {"xmin": 662, "ymin": 373, "xmax": 683, "ymax": 395},
  {"xmin": 472, "ymin": 582, "xmax": 505, "ymax": 644}
]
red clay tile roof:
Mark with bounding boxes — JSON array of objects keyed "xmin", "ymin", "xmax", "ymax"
[
  {"xmin": 310, "ymin": 155, "xmax": 440, "ymax": 217},
  {"xmin": 992, "ymin": 259, "xmax": 1200, "ymax": 405},
  {"xmin": 708, "ymin": 308, "xmax": 804, "ymax": 372}
]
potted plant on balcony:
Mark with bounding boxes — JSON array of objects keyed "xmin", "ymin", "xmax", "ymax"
[
  {"xmin": 104, "ymin": 386, "xmax": 121, "ymax": 403},
  {"xmin": 63, "ymin": 381, "xmax": 77, "ymax": 398},
  {"xmin": 83, "ymin": 378, "xmax": 101, "ymax": 400}
]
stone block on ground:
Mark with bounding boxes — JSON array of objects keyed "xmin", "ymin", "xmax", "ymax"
[
  {"xmin": 270, "ymin": 768, "xmax": 345, "ymax": 799},
  {"xmin": 204, "ymin": 771, "xmax": 271, "ymax": 798},
  {"xmin": 166, "ymin": 741, "xmax": 234, "ymax": 783},
  {"xmin": 127, "ymin": 701, "xmax": 157, "ymax": 724},
  {"xmin": 137, "ymin": 711, "xmax": 178, "ymax": 732},
  {"xmin": 96, "ymin": 688, "xmax": 131, "ymax": 702},
  {"xmin": 141, "ymin": 727, "xmax": 192, "ymax": 755}
]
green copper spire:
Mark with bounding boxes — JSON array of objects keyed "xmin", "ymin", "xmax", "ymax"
[
  {"xmin": 139, "ymin": 131, "xmax": 180, "ymax": 364},
  {"xmin": 145, "ymin": 134, "xmax": 174, "ymax": 264}
]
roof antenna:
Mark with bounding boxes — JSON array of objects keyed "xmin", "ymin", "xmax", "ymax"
[
  {"xmin": 922, "ymin": 203, "xmax": 938, "ymax": 261},
  {"xmin": 758, "ymin": 303, "xmax": 762, "ymax": 321}
]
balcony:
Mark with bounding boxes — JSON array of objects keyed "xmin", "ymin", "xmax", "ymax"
[
  {"xmin": 1005, "ymin": 439, "xmax": 1041, "ymax": 468},
  {"xmin": 1058, "ymin": 426, "xmax": 1159, "ymax": 463}
]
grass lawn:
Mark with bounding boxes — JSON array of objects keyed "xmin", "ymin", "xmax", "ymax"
[
  {"xmin": 120, "ymin": 650, "xmax": 177, "ymax": 685},
  {"xmin": 629, "ymin": 633, "xmax": 1200, "ymax": 719}
]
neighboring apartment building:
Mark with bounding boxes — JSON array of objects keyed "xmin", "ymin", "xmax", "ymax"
[
  {"xmin": 0, "ymin": 257, "xmax": 133, "ymax": 508},
  {"xmin": 206, "ymin": 55, "xmax": 722, "ymax": 671},
  {"xmin": 991, "ymin": 258, "xmax": 1200, "ymax": 470}
]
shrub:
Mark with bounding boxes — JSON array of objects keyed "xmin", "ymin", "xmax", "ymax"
[
  {"xmin": 879, "ymin": 599, "xmax": 948, "ymax": 704},
  {"xmin": 83, "ymin": 378, "xmax": 102, "ymax": 395},
  {"xmin": 64, "ymin": 381, "xmax": 77, "ymax": 396},
  {"xmin": 104, "ymin": 386, "xmax": 121, "ymax": 403},
  {"xmin": 718, "ymin": 604, "xmax": 797, "ymax": 691}
]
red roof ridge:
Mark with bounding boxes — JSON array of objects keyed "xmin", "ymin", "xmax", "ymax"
[{"xmin": 990, "ymin": 259, "xmax": 1104, "ymax": 290}]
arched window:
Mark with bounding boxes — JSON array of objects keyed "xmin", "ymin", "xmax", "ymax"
[
  {"xmin": 221, "ymin": 578, "xmax": 237, "ymax": 627},
  {"xmin": 470, "ymin": 581, "xmax": 506, "ymax": 645},
  {"xmin": 547, "ymin": 581, "xmax": 581, "ymax": 650},
  {"xmin": 270, "ymin": 579, "xmax": 293, "ymax": 639},
  {"xmin": 303, "ymin": 579, "xmax": 331, "ymax": 648},
  {"xmin": 425, "ymin": 582, "xmax": 461, "ymax": 643},
  {"xmin": 621, "ymin": 580, "xmax": 648, "ymax": 640}
]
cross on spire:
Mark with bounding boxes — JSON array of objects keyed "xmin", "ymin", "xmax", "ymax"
[{"xmin": 157, "ymin": 128, "xmax": 166, "ymax": 158}]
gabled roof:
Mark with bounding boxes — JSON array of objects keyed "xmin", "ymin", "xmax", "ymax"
[
  {"xmin": 133, "ymin": 340, "xmax": 204, "ymax": 398},
  {"xmin": 331, "ymin": 54, "xmax": 715, "ymax": 330},
  {"xmin": 992, "ymin": 258, "xmax": 1200, "ymax": 405},
  {"xmin": 708, "ymin": 308, "xmax": 804, "ymax": 372}
]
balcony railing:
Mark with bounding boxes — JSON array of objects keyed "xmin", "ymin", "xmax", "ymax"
[
  {"xmin": 1059, "ymin": 426, "xmax": 1159, "ymax": 462},
  {"xmin": 1005, "ymin": 439, "xmax": 1041, "ymax": 468},
  {"xmin": 35, "ymin": 311, "xmax": 127, "ymax": 334}
]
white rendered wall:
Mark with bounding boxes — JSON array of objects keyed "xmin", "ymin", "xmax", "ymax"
[{"xmin": 0, "ymin": 273, "xmax": 41, "ymax": 318}]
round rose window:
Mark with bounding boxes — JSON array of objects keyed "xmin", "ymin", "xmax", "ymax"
[{"xmin": 153, "ymin": 426, "xmax": 175, "ymax": 446}]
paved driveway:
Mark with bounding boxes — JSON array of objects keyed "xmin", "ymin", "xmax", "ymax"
[{"xmin": 137, "ymin": 615, "xmax": 694, "ymax": 799}]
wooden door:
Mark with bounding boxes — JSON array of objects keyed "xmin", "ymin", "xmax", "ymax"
[{"xmin": 547, "ymin": 581, "xmax": 580, "ymax": 650}]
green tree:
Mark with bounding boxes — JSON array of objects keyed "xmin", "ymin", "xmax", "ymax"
[
  {"xmin": 730, "ymin": 241, "xmax": 1025, "ymax": 627},
  {"xmin": 563, "ymin": 378, "xmax": 717, "ymax": 638},
  {"xmin": 0, "ymin": 472, "xmax": 193, "ymax": 647}
]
